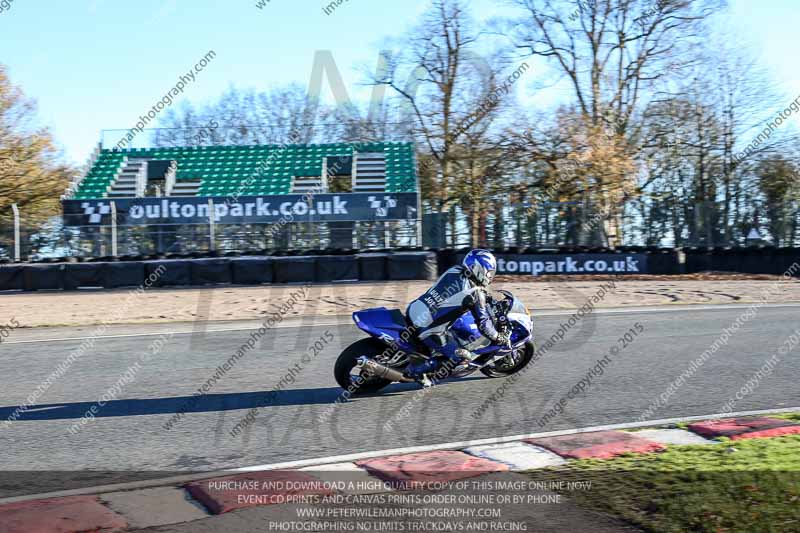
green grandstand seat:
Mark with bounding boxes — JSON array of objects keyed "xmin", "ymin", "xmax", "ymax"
[{"xmin": 73, "ymin": 141, "xmax": 415, "ymax": 198}]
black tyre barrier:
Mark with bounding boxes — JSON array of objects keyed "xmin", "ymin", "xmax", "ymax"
[
  {"xmin": 23, "ymin": 264, "xmax": 64, "ymax": 291},
  {"xmin": 316, "ymin": 255, "xmax": 359, "ymax": 282},
  {"xmin": 230, "ymin": 257, "xmax": 274, "ymax": 285},
  {"xmin": 707, "ymin": 248, "xmax": 737, "ymax": 273},
  {"xmin": 713, "ymin": 248, "xmax": 742, "ymax": 273},
  {"xmin": 646, "ymin": 250, "xmax": 680, "ymax": 275},
  {"xmin": 63, "ymin": 263, "xmax": 106, "ymax": 290},
  {"xmin": 273, "ymin": 256, "xmax": 316, "ymax": 283},
  {"xmin": 357, "ymin": 253, "xmax": 390, "ymax": 281},
  {"xmin": 8, "ymin": 249, "xmax": 800, "ymax": 292},
  {"xmin": 190, "ymin": 258, "xmax": 232, "ymax": 285},
  {"xmin": 146, "ymin": 260, "xmax": 192, "ymax": 287},
  {"xmin": 388, "ymin": 252, "xmax": 438, "ymax": 281},
  {"xmin": 685, "ymin": 249, "xmax": 713, "ymax": 273},
  {"xmin": 377, "ymin": 247, "xmax": 800, "ymax": 277},
  {"xmin": 749, "ymin": 248, "xmax": 769, "ymax": 274},
  {"xmin": 104, "ymin": 262, "xmax": 147, "ymax": 289},
  {"xmin": 0, "ymin": 265, "xmax": 25, "ymax": 291},
  {"xmin": 778, "ymin": 248, "xmax": 800, "ymax": 276},
  {"xmin": 435, "ymin": 249, "xmax": 459, "ymax": 275}
]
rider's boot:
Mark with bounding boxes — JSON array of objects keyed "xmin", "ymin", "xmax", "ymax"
[
  {"xmin": 403, "ymin": 357, "xmax": 438, "ymax": 382},
  {"xmin": 455, "ymin": 348, "xmax": 479, "ymax": 362}
]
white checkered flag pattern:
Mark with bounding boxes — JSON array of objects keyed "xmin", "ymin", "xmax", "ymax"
[
  {"xmin": 367, "ymin": 196, "xmax": 397, "ymax": 217},
  {"xmin": 81, "ymin": 202, "xmax": 111, "ymax": 224}
]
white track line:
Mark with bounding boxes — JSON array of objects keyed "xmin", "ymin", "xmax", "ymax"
[
  {"xmin": 0, "ymin": 406, "xmax": 797, "ymax": 505},
  {"xmin": 5, "ymin": 303, "xmax": 800, "ymax": 346},
  {"xmin": 2, "ymin": 324, "xmax": 324, "ymax": 346}
]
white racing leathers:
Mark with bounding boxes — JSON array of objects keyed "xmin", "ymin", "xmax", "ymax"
[{"xmin": 406, "ymin": 266, "xmax": 500, "ymax": 346}]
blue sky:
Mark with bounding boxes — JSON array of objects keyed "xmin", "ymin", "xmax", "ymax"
[{"xmin": 0, "ymin": 0, "xmax": 797, "ymax": 165}]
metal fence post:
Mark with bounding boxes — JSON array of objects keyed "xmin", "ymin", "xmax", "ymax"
[
  {"xmin": 208, "ymin": 199, "xmax": 216, "ymax": 252},
  {"xmin": 110, "ymin": 201, "xmax": 118, "ymax": 257},
  {"xmin": 11, "ymin": 204, "xmax": 20, "ymax": 262},
  {"xmin": 416, "ymin": 211, "xmax": 422, "ymax": 248}
]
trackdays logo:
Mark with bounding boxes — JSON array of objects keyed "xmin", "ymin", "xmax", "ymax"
[
  {"xmin": 81, "ymin": 202, "xmax": 111, "ymax": 224},
  {"xmin": 126, "ymin": 196, "xmax": 350, "ymax": 222}
]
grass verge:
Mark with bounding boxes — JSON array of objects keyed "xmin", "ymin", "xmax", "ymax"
[
  {"xmin": 526, "ymin": 435, "xmax": 800, "ymax": 533},
  {"xmin": 772, "ymin": 412, "xmax": 800, "ymax": 423}
]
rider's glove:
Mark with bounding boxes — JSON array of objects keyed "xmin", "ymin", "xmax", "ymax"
[{"xmin": 495, "ymin": 329, "xmax": 512, "ymax": 347}]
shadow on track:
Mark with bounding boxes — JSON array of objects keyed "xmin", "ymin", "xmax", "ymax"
[{"xmin": 0, "ymin": 378, "xmax": 485, "ymax": 421}]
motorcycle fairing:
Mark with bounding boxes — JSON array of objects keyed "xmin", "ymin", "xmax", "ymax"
[{"xmin": 352, "ymin": 307, "xmax": 417, "ymax": 352}]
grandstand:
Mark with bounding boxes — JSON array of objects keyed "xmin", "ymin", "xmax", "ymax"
[
  {"xmin": 68, "ymin": 141, "xmax": 417, "ymax": 201},
  {"xmin": 59, "ymin": 138, "xmax": 421, "ymax": 255}
]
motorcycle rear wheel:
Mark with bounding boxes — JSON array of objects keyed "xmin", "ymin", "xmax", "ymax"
[
  {"xmin": 334, "ymin": 338, "xmax": 396, "ymax": 394},
  {"xmin": 480, "ymin": 340, "xmax": 536, "ymax": 378}
]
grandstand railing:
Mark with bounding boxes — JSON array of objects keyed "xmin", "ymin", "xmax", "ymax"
[
  {"xmin": 0, "ymin": 218, "xmax": 420, "ymax": 261},
  {"xmin": 98, "ymin": 125, "xmax": 415, "ymax": 151}
]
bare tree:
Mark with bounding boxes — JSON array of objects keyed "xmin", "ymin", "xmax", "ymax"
[
  {"xmin": 374, "ymin": 0, "xmax": 513, "ymax": 244},
  {"xmin": 505, "ymin": 0, "xmax": 722, "ymax": 245},
  {"xmin": 156, "ymin": 84, "xmax": 319, "ymax": 147},
  {"xmin": 634, "ymin": 31, "xmax": 782, "ymax": 246},
  {"xmin": 756, "ymin": 155, "xmax": 800, "ymax": 246}
]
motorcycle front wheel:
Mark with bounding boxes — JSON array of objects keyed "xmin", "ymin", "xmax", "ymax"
[{"xmin": 480, "ymin": 340, "xmax": 536, "ymax": 378}]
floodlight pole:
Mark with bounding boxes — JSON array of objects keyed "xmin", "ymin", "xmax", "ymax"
[
  {"xmin": 110, "ymin": 201, "xmax": 118, "ymax": 257},
  {"xmin": 11, "ymin": 204, "xmax": 20, "ymax": 262},
  {"xmin": 208, "ymin": 199, "xmax": 216, "ymax": 252}
]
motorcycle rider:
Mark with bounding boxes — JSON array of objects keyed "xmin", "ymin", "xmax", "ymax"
[{"xmin": 404, "ymin": 249, "xmax": 510, "ymax": 384}]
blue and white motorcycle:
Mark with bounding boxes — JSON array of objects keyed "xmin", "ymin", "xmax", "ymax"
[{"xmin": 334, "ymin": 290, "xmax": 535, "ymax": 393}]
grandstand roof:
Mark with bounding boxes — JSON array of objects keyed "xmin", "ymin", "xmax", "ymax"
[{"xmin": 71, "ymin": 141, "xmax": 416, "ymax": 200}]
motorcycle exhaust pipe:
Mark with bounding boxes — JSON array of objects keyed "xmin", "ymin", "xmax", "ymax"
[{"xmin": 357, "ymin": 356, "xmax": 416, "ymax": 383}]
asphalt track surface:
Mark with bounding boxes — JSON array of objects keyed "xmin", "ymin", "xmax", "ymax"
[{"xmin": 1, "ymin": 303, "xmax": 798, "ymax": 496}]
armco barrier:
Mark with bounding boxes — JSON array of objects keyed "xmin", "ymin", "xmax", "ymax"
[
  {"xmin": 388, "ymin": 252, "xmax": 438, "ymax": 281},
  {"xmin": 316, "ymin": 255, "xmax": 358, "ymax": 282},
  {"xmin": 230, "ymin": 257, "xmax": 274, "ymax": 285}
]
